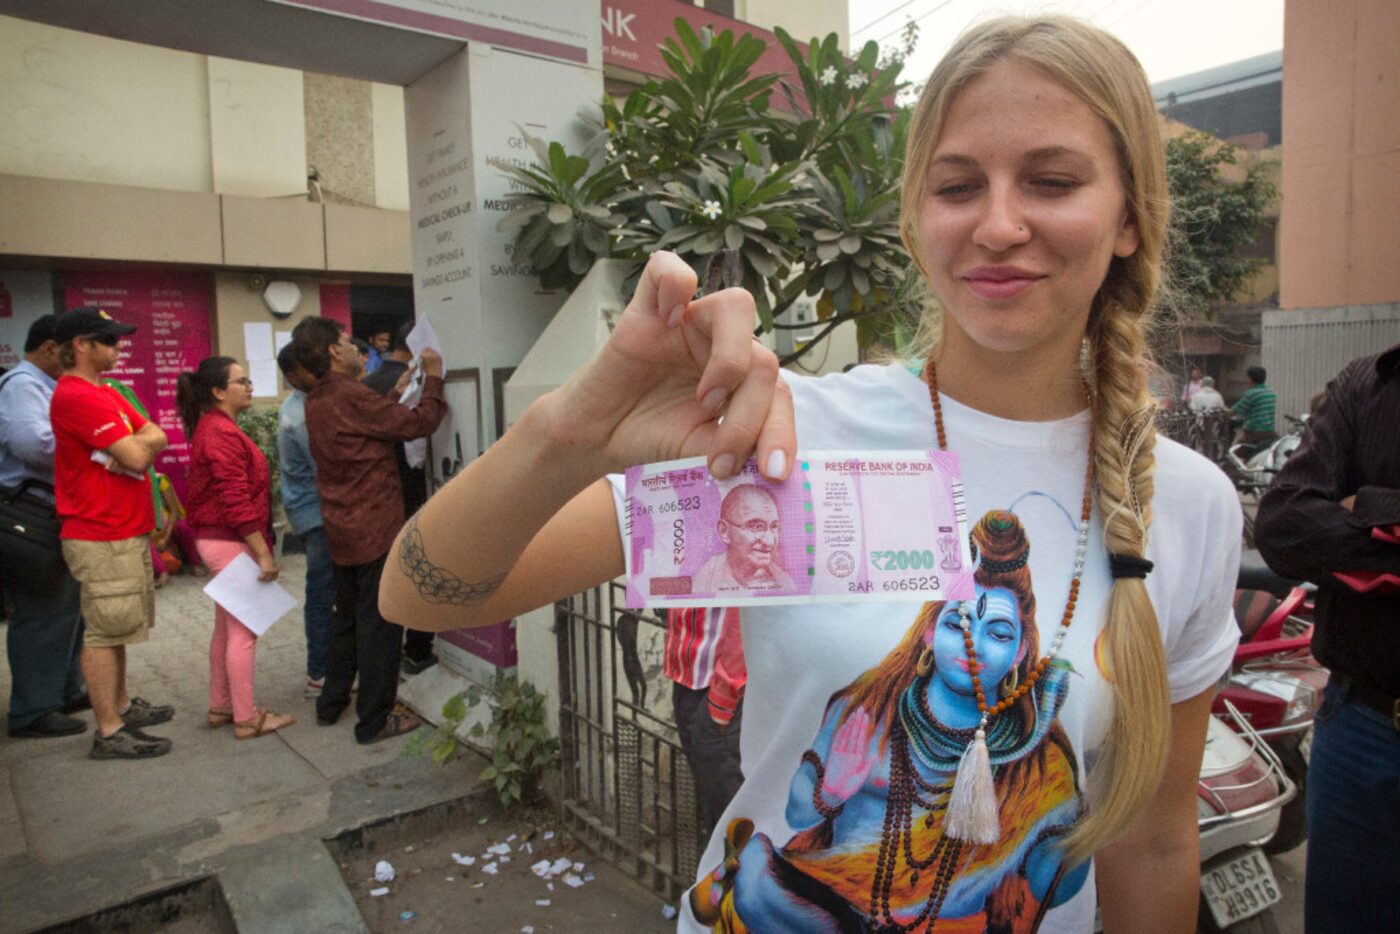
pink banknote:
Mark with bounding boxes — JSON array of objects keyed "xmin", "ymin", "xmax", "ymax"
[{"xmin": 624, "ymin": 451, "xmax": 975, "ymax": 608}]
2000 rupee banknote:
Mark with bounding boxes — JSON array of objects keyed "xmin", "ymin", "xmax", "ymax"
[{"xmin": 624, "ymin": 451, "xmax": 974, "ymax": 608}]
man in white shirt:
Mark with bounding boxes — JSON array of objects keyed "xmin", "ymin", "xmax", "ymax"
[{"xmin": 1189, "ymin": 376, "xmax": 1226, "ymax": 411}]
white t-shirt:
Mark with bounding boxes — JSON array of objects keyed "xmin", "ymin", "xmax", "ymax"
[{"xmin": 614, "ymin": 363, "xmax": 1241, "ymax": 933}]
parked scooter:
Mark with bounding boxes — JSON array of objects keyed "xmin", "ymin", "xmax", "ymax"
[
  {"xmin": 1226, "ymin": 415, "xmax": 1306, "ymax": 496},
  {"xmin": 1196, "ymin": 699, "xmax": 1297, "ymax": 932},
  {"xmin": 1216, "ymin": 551, "xmax": 1323, "ymax": 855}
]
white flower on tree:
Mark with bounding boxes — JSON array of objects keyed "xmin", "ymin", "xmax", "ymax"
[
  {"xmin": 846, "ymin": 71, "xmax": 868, "ymax": 90},
  {"xmin": 700, "ymin": 200, "xmax": 723, "ymax": 220},
  {"xmin": 819, "ymin": 66, "xmax": 839, "ymax": 86}
]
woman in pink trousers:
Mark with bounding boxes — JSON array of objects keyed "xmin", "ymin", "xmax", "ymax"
[{"xmin": 178, "ymin": 357, "xmax": 294, "ymax": 739}]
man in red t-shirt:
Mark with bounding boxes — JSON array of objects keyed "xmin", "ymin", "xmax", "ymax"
[{"xmin": 50, "ymin": 307, "xmax": 175, "ymax": 760}]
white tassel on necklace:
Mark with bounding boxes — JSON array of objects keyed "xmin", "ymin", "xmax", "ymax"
[{"xmin": 944, "ymin": 723, "xmax": 999, "ymax": 844}]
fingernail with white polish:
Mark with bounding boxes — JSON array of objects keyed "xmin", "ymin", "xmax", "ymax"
[
  {"xmin": 766, "ymin": 450, "xmax": 787, "ymax": 479},
  {"xmin": 667, "ymin": 304, "xmax": 686, "ymax": 328},
  {"xmin": 711, "ymin": 454, "xmax": 735, "ymax": 479},
  {"xmin": 701, "ymin": 387, "xmax": 727, "ymax": 411}
]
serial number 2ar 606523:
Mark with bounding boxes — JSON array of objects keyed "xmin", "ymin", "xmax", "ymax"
[
  {"xmin": 848, "ymin": 575, "xmax": 943, "ymax": 594},
  {"xmin": 631, "ymin": 496, "xmax": 702, "ymax": 517}
]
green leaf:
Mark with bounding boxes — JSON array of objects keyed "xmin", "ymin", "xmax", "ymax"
[
  {"xmin": 547, "ymin": 142, "xmax": 569, "ymax": 183},
  {"xmin": 562, "ymin": 155, "xmax": 590, "ymax": 187},
  {"xmin": 432, "ymin": 740, "xmax": 455, "ymax": 766},
  {"xmin": 442, "ymin": 693, "xmax": 467, "ymax": 722},
  {"xmin": 547, "ymin": 203, "xmax": 574, "ymax": 225},
  {"xmin": 724, "ymin": 224, "xmax": 744, "ymax": 250},
  {"xmin": 839, "ymin": 235, "xmax": 862, "ymax": 255}
]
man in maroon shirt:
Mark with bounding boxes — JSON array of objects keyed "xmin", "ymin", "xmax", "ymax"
[
  {"xmin": 50, "ymin": 308, "xmax": 175, "ymax": 760},
  {"xmin": 292, "ymin": 316, "xmax": 446, "ymax": 744}
]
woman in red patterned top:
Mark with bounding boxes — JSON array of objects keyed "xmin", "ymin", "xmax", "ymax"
[{"xmin": 178, "ymin": 356, "xmax": 294, "ymax": 740}]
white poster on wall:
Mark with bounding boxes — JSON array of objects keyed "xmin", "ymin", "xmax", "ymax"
[{"xmin": 0, "ymin": 271, "xmax": 56, "ymax": 371}]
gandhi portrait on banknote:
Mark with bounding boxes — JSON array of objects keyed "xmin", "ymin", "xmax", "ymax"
[{"xmin": 693, "ymin": 484, "xmax": 795, "ymax": 592}]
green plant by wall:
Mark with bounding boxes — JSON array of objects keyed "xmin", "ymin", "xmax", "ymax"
[
  {"xmin": 403, "ymin": 674, "xmax": 560, "ymax": 810},
  {"xmin": 236, "ymin": 404, "xmax": 283, "ymax": 520}
]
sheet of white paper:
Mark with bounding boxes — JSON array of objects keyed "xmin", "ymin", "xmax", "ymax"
[
  {"xmin": 202, "ymin": 553, "xmax": 298, "ymax": 636},
  {"xmin": 398, "ymin": 367, "xmax": 430, "ymax": 469},
  {"xmin": 274, "ymin": 330, "xmax": 293, "ymax": 354},
  {"xmin": 249, "ymin": 357, "xmax": 281, "ymax": 398},
  {"xmin": 243, "ymin": 322, "xmax": 274, "ymax": 361},
  {"xmin": 405, "ymin": 314, "xmax": 445, "ymax": 369}
]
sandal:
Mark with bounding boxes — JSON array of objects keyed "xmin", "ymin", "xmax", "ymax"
[
  {"xmin": 208, "ymin": 708, "xmax": 234, "ymax": 728},
  {"xmin": 234, "ymin": 708, "xmax": 296, "ymax": 740}
]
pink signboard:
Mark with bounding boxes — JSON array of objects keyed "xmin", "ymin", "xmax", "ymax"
[
  {"xmin": 63, "ymin": 271, "xmax": 213, "ymax": 501},
  {"xmin": 602, "ymin": 0, "xmax": 804, "ymax": 88},
  {"xmin": 438, "ymin": 619, "xmax": 518, "ymax": 670}
]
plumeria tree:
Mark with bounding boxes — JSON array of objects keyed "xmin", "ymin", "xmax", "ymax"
[{"xmin": 495, "ymin": 20, "xmax": 917, "ymax": 363}]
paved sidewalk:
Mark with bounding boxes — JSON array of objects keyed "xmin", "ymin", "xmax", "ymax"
[{"xmin": 0, "ymin": 555, "xmax": 479, "ymax": 933}]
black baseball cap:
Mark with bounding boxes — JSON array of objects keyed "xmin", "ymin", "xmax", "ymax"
[{"xmin": 54, "ymin": 307, "xmax": 138, "ymax": 344}]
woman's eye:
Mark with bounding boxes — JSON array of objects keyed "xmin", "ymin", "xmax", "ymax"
[
  {"xmin": 933, "ymin": 181, "xmax": 978, "ymax": 198},
  {"xmin": 940, "ymin": 613, "xmax": 961, "ymax": 630},
  {"xmin": 1032, "ymin": 176, "xmax": 1079, "ymax": 192}
]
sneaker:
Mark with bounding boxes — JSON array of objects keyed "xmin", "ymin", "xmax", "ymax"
[
  {"xmin": 90, "ymin": 725, "xmax": 172, "ymax": 759},
  {"xmin": 121, "ymin": 697, "xmax": 175, "ymax": 729},
  {"xmin": 303, "ymin": 678, "xmax": 325, "ymax": 699},
  {"xmin": 400, "ymin": 652, "xmax": 440, "ymax": 676},
  {"xmin": 358, "ymin": 705, "xmax": 423, "ymax": 745}
]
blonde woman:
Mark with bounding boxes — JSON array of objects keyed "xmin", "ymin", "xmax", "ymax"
[{"xmin": 380, "ymin": 15, "xmax": 1240, "ymax": 932}]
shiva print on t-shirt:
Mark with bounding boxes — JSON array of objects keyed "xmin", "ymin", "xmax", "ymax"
[{"xmin": 690, "ymin": 509, "xmax": 1090, "ymax": 931}]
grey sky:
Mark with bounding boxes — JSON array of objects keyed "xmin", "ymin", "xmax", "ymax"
[{"xmin": 850, "ymin": 0, "xmax": 1284, "ymax": 85}]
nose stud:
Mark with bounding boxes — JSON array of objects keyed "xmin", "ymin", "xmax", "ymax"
[{"xmin": 1017, "ymin": 225, "xmax": 1025, "ymax": 233}]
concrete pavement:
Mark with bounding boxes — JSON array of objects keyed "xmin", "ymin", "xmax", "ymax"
[{"xmin": 0, "ymin": 554, "xmax": 481, "ymax": 933}]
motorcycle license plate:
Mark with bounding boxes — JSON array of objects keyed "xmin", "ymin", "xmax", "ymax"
[{"xmin": 1200, "ymin": 848, "xmax": 1281, "ymax": 928}]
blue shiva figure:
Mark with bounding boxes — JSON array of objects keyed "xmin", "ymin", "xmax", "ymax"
[{"xmin": 691, "ymin": 510, "xmax": 1090, "ymax": 932}]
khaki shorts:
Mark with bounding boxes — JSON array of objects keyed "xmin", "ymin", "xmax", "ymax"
[{"xmin": 62, "ymin": 536, "xmax": 156, "ymax": 647}]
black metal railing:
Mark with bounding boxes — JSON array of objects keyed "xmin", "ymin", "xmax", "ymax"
[{"xmin": 554, "ymin": 584, "xmax": 703, "ymax": 902}]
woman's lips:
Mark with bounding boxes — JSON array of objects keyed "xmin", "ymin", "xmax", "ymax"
[{"xmin": 962, "ymin": 266, "xmax": 1044, "ymax": 301}]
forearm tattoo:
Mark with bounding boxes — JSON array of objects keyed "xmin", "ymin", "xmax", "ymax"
[{"xmin": 398, "ymin": 515, "xmax": 507, "ymax": 605}]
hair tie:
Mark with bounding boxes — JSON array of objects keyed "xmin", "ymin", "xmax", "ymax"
[{"xmin": 1108, "ymin": 553, "xmax": 1154, "ymax": 579}]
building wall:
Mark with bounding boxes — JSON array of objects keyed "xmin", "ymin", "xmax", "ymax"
[
  {"xmin": 305, "ymin": 72, "xmax": 376, "ymax": 206},
  {"xmin": 1280, "ymin": 0, "xmax": 1400, "ymax": 309},
  {"xmin": 741, "ymin": 0, "xmax": 848, "ymax": 47},
  {"xmin": 0, "ymin": 14, "xmax": 407, "ymax": 210},
  {"xmin": 208, "ymin": 57, "xmax": 308, "ymax": 198},
  {"xmin": 372, "ymin": 83, "xmax": 411, "ymax": 211},
  {"xmin": 0, "ymin": 17, "xmax": 213, "ymax": 192},
  {"xmin": 212, "ymin": 272, "xmax": 328, "ymax": 401}
]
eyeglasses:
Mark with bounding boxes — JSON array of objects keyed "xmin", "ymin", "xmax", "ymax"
[
  {"xmin": 84, "ymin": 334, "xmax": 121, "ymax": 347},
  {"xmin": 228, "ymin": 377, "xmax": 253, "ymax": 387}
]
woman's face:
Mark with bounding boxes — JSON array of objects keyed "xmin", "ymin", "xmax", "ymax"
[
  {"xmin": 933, "ymin": 585, "xmax": 1025, "ymax": 697},
  {"xmin": 216, "ymin": 363, "xmax": 255, "ymax": 413},
  {"xmin": 918, "ymin": 58, "xmax": 1140, "ymax": 365}
]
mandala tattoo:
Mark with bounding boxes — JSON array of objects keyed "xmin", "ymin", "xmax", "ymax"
[{"xmin": 399, "ymin": 516, "xmax": 507, "ymax": 605}]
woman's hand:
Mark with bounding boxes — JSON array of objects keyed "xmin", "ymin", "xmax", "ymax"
[
  {"xmin": 541, "ymin": 251, "xmax": 795, "ymax": 481},
  {"xmin": 256, "ymin": 553, "xmax": 280, "ymax": 583}
]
